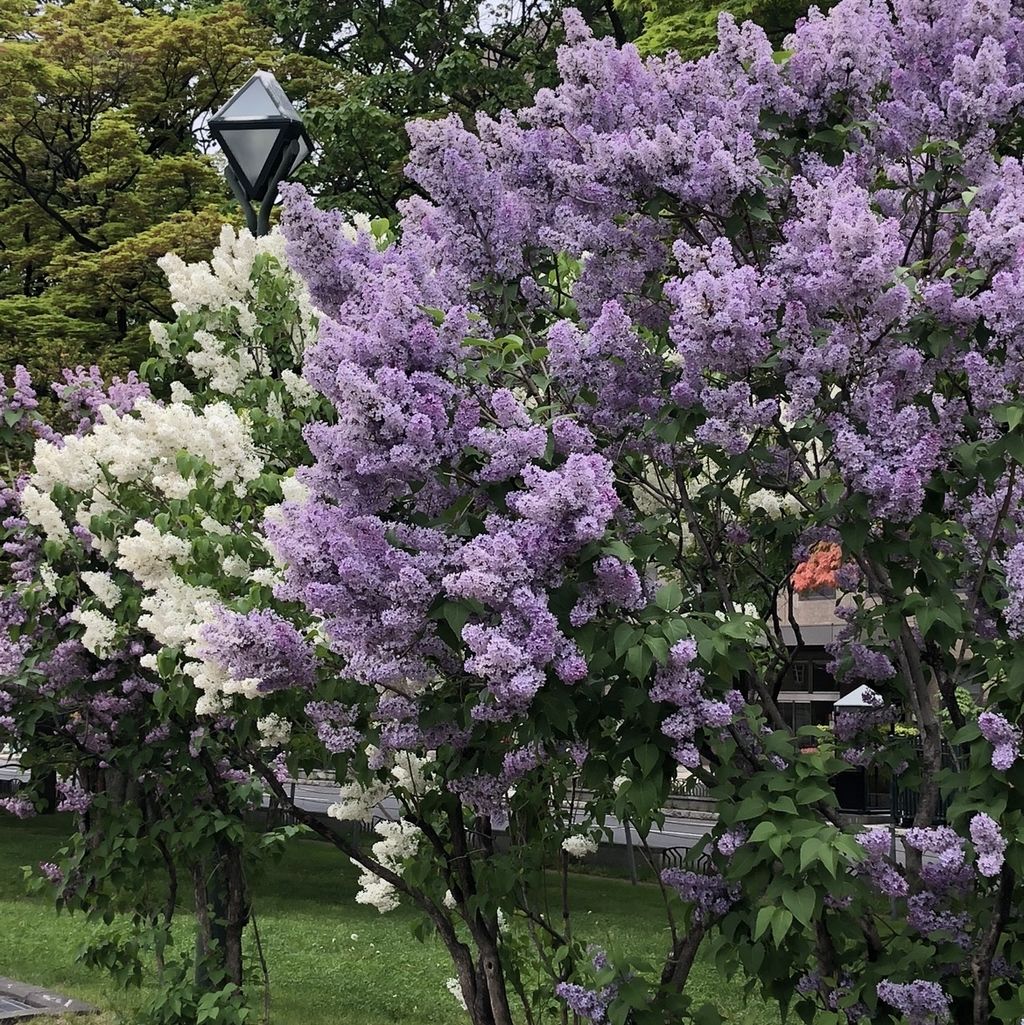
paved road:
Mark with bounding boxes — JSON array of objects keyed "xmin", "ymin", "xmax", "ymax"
[
  {"xmin": 5, "ymin": 761, "xmax": 929, "ymax": 866},
  {"xmin": 273, "ymin": 779, "xmax": 715, "ymax": 851},
  {"xmin": 3, "ymin": 760, "xmax": 715, "ymax": 851}
]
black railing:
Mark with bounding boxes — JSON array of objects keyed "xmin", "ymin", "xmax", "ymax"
[
  {"xmin": 892, "ymin": 785, "xmax": 951, "ymax": 827},
  {"xmin": 671, "ymin": 777, "xmax": 713, "ymax": 801},
  {"xmin": 658, "ymin": 846, "xmax": 713, "ymax": 872}
]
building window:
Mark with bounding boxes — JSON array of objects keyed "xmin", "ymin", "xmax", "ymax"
[
  {"xmin": 778, "ymin": 648, "xmax": 837, "ymax": 729},
  {"xmin": 779, "ymin": 700, "xmax": 835, "ymax": 731},
  {"xmin": 783, "ymin": 651, "xmax": 834, "ymax": 693}
]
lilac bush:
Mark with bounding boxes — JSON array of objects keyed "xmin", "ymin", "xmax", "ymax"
[
  {"xmin": 0, "ymin": 227, "xmax": 326, "ymax": 1020},
  {"xmin": 229, "ymin": 0, "xmax": 1024, "ymax": 1021},
  {"xmin": 6, "ymin": 1, "xmax": 1024, "ymax": 1023}
]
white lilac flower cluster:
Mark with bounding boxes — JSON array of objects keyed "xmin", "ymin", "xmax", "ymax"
[
  {"xmin": 20, "ymin": 374, "xmax": 271, "ymax": 682},
  {"xmin": 68, "ymin": 608, "xmax": 117, "ymax": 656},
  {"xmin": 746, "ymin": 488, "xmax": 802, "ymax": 520},
  {"xmin": 390, "ymin": 751, "xmax": 437, "ymax": 796},
  {"xmin": 153, "ymin": 226, "xmax": 319, "ymax": 396},
  {"xmin": 19, "ymin": 486, "xmax": 69, "ymax": 542},
  {"xmin": 353, "ymin": 819, "xmax": 422, "ymax": 913},
  {"xmin": 326, "ymin": 750, "xmax": 438, "ymax": 826},
  {"xmin": 114, "ymin": 522, "xmax": 219, "ymax": 650},
  {"xmin": 256, "ymin": 713, "xmax": 292, "ymax": 749},
  {"xmin": 80, "ymin": 571, "xmax": 121, "ymax": 609},
  {"xmin": 561, "ymin": 833, "xmax": 600, "ymax": 858},
  {"xmin": 38, "ymin": 566, "xmax": 58, "ymax": 596},
  {"xmin": 116, "ymin": 522, "xmax": 190, "ymax": 582},
  {"xmin": 327, "ymin": 779, "xmax": 390, "ymax": 823},
  {"xmin": 28, "ymin": 399, "xmax": 261, "ymax": 509}
]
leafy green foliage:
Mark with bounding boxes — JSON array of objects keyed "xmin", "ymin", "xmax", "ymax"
[
  {"xmin": 0, "ymin": 0, "xmax": 281, "ymax": 382},
  {"xmin": 244, "ymin": 0, "xmax": 641, "ymax": 213},
  {"xmin": 618, "ymin": 0, "xmax": 818, "ymax": 58}
]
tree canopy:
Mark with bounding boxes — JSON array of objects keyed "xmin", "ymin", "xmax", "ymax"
[
  {"xmin": 622, "ymin": 0, "xmax": 813, "ymax": 57},
  {"xmin": 0, "ymin": 0, "xmax": 281, "ymax": 384},
  {"xmin": 249, "ymin": 0, "xmax": 642, "ymax": 213},
  {"xmin": 0, "ymin": 0, "xmax": 814, "ymax": 389}
]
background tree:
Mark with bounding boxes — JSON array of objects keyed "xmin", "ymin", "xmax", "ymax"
[
  {"xmin": 245, "ymin": 0, "xmax": 643, "ymax": 213},
  {"xmin": 0, "ymin": 225, "xmax": 325, "ymax": 1021},
  {"xmin": 203, "ymin": 3, "xmax": 1024, "ymax": 1022},
  {"xmin": 619, "ymin": 0, "xmax": 814, "ymax": 57},
  {"xmin": 0, "ymin": 0, "xmax": 295, "ymax": 385}
]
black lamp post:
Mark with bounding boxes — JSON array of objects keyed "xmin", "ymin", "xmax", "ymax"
[{"xmin": 209, "ymin": 71, "xmax": 312, "ymax": 237}]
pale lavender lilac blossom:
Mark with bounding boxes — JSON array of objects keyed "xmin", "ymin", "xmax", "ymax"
[
  {"xmin": 979, "ymin": 710, "xmax": 1021, "ymax": 770},
  {"xmin": 876, "ymin": 980, "xmax": 950, "ymax": 1025},
  {"xmin": 660, "ymin": 867, "xmax": 739, "ymax": 922},
  {"xmin": 53, "ymin": 366, "xmax": 151, "ymax": 435},
  {"xmin": 198, "ymin": 609, "xmax": 316, "ymax": 694},
  {"xmin": 969, "ymin": 813, "xmax": 1006, "ymax": 877},
  {"xmin": 650, "ymin": 640, "xmax": 733, "ymax": 767},
  {"xmin": 306, "ymin": 701, "xmax": 361, "ymax": 754}
]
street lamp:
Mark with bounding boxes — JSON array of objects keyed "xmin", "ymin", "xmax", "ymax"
[{"xmin": 209, "ymin": 71, "xmax": 312, "ymax": 237}]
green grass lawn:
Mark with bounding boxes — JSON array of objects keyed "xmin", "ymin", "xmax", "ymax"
[{"xmin": 0, "ymin": 816, "xmax": 779, "ymax": 1024}]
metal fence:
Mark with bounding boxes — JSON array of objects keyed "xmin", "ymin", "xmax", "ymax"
[
  {"xmin": 0, "ymin": 753, "xmax": 22, "ymax": 797},
  {"xmin": 658, "ymin": 846, "xmax": 713, "ymax": 872},
  {"xmin": 892, "ymin": 785, "xmax": 952, "ymax": 827},
  {"xmin": 670, "ymin": 777, "xmax": 713, "ymax": 801}
]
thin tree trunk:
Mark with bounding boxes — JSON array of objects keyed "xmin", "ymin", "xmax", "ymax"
[
  {"xmin": 193, "ymin": 862, "xmax": 214, "ymax": 989},
  {"xmin": 219, "ymin": 839, "xmax": 249, "ymax": 988},
  {"xmin": 971, "ymin": 867, "xmax": 1013, "ymax": 1024}
]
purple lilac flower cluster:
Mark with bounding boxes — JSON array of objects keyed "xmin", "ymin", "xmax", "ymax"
[
  {"xmin": 38, "ymin": 862, "xmax": 63, "ymax": 885},
  {"xmin": 796, "ymin": 972, "xmax": 867, "ymax": 1024},
  {"xmin": 52, "ymin": 366, "xmax": 151, "ymax": 435},
  {"xmin": 554, "ymin": 982, "xmax": 611, "ymax": 1024},
  {"xmin": 969, "ymin": 813, "xmax": 1006, "ymax": 877},
  {"xmin": 199, "ymin": 609, "xmax": 316, "ymax": 694},
  {"xmin": 832, "ymin": 687, "xmax": 898, "ymax": 767},
  {"xmin": 0, "ymin": 367, "xmax": 60, "ymax": 444},
  {"xmin": 716, "ymin": 827, "xmax": 748, "ymax": 857},
  {"xmin": 305, "ymin": 701, "xmax": 361, "ymax": 754},
  {"xmin": 903, "ymin": 827, "xmax": 972, "ymax": 893},
  {"xmin": 857, "ymin": 828, "xmax": 908, "ymax": 898},
  {"xmin": 827, "ymin": 643, "xmax": 895, "ymax": 684},
  {"xmin": 446, "ymin": 772, "xmax": 513, "ymax": 829},
  {"xmin": 56, "ymin": 780, "xmax": 92, "ymax": 814},
  {"xmin": 570, "ymin": 556, "xmax": 647, "ymax": 627},
  {"xmin": 553, "ymin": 945, "xmax": 622, "ymax": 1023},
  {"xmin": 978, "ymin": 710, "xmax": 1021, "ymax": 771},
  {"xmin": 445, "ymin": 742, "xmax": 552, "ymax": 826},
  {"xmin": 876, "ymin": 980, "xmax": 950, "ymax": 1024},
  {"xmin": 649, "ymin": 639, "xmax": 733, "ymax": 767},
  {"xmin": 0, "ymin": 795, "xmax": 34, "ymax": 818},
  {"xmin": 270, "ymin": 0, "xmax": 1024, "ymax": 753},
  {"xmin": 1003, "ymin": 543, "xmax": 1024, "ymax": 638},
  {"xmin": 660, "ymin": 867, "xmax": 739, "ymax": 922},
  {"xmin": 905, "ymin": 892, "xmax": 971, "ymax": 947},
  {"xmin": 870, "ymin": 827, "xmax": 977, "ymax": 947},
  {"xmin": 1, "ymin": 484, "xmax": 43, "ymax": 583}
]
